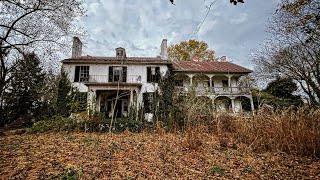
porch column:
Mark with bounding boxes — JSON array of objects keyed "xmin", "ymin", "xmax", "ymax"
[
  {"xmin": 225, "ymin": 74, "xmax": 233, "ymax": 92},
  {"xmin": 136, "ymin": 89, "xmax": 139, "ymax": 109},
  {"xmin": 130, "ymin": 89, "xmax": 134, "ymax": 106},
  {"xmin": 206, "ymin": 74, "xmax": 214, "ymax": 93},
  {"xmin": 249, "ymin": 95, "xmax": 255, "ymax": 115},
  {"xmin": 230, "ymin": 97, "xmax": 235, "ymax": 113},
  {"xmin": 87, "ymin": 88, "xmax": 96, "ymax": 114},
  {"xmin": 187, "ymin": 74, "xmax": 194, "ymax": 86},
  {"xmin": 212, "ymin": 97, "xmax": 215, "ymax": 111}
]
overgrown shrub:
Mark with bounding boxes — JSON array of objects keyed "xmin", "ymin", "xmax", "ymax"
[{"xmin": 30, "ymin": 116, "xmax": 78, "ymax": 133}]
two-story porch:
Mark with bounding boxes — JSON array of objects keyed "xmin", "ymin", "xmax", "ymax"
[{"xmin": 173, "ymin": 61, "xmax": 254, "ymax": 113}]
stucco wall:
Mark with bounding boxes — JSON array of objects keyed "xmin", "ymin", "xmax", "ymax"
[{"xmin": 62, "ymin": 63, "xmax": 168, "ymax": 93}]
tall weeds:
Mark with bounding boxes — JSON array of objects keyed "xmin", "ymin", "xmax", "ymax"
[{"xmin": 218, "ymin": 107, "xmax": 320, "ymax": 157}]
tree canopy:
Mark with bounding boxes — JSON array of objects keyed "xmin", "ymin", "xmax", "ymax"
[
  {"xmin": 168, "ymin": 39, "xmax": 216, "ymax": 62},
  {"xmin": 4, "ymin": 53, "xmax": 46, "ymax": 126},
  {"xmin": 0, "ymin": 0, "xmax": 85, "ymax": 121},
  {"xmin": 253, "ymin": 0, "xmax": 320, "ymax": 105}
]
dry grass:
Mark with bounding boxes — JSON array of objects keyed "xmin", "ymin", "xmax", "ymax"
[
  {"xmin": 224, "ymin": 107, "xmax": 320, "ymax": 157},
  {"xmin": 1, "ymin": 107, "xmax": 320, "ymax": 179}
]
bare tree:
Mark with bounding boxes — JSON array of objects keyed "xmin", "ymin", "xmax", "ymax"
[
  {"xmin": 0, "ymin": 0, "xmax": 85, "ymax": 120},
  {"xmin": 253, "ymin": 0, "xmax": 320, "ymax": 105}
]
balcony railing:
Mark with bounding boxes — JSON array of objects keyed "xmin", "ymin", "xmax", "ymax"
[
  {"xmin": 84, "ymin": 75, "xmax": 142, "ymax": 83},
  {"xmin": 175, "ymin": 86, "xmax": 251, "ymax": 95}
]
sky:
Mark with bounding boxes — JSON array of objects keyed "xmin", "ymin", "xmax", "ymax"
[{"xmin": 74, "ymin": 0, "xmax": 281, "ymax": 70}]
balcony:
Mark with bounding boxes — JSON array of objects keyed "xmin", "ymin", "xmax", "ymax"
[
  {"xmin": 175, "ymin": 86, "xmax": 251, "ymax": 96},
  {"xmin": 83, "ymin": 75, "xmax": 142, "ymax": 83}
]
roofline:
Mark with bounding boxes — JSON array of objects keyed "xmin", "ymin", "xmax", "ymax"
[
  {"xmin": 62, "ymin": 60, "xmax": 172, "ymax": 65},
  {"xmin": 173, "ymin": 70, "xmax": 252, "ymax": 74}
]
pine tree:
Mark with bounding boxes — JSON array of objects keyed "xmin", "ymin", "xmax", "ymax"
[
  {"xmin": 56, "ymin": 69, "xmax": 73, "ymax": 117},
  {"xmin": 5, "ymin": 53, "xmax": 46, "ymax": 126}
]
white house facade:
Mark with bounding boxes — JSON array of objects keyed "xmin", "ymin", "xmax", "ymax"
[{"xmin": 62, "ymin": 37, "xmax": 254, "ymax": 119}]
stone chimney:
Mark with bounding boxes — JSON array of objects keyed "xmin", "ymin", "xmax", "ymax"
[
  {"xmin": 116, "ymin": 47, "xmax": 126, "ymax": 59},
  {"xmin": 220, "ymin": 56, "xmax": 227, "ymax": 62},
  {"xmin": 72, "ymin": 37, "xmax": 82, "ymax": 58},
  {"xmin": 160, "ymin": 39, "xmax": 168, "ymax": 60}
]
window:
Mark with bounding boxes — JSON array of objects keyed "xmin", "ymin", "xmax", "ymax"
[
  {"xmin": 108, "ymin": 66, "xmax": 127, "ymax": 82},
  {"xmin": 143, "ymin": 92, "xmax": 154, "ymax": 113},
  {"xmin": 147, "ymin": 67, "xmax": 160, "ymax": 83},
  {"xmin": 74, "ymin": 66, "xmax": 89, "ymax": 82}
]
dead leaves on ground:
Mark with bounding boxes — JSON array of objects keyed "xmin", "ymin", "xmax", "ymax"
[{"xmin": 0, "ymin": 132, "xmax": 319, "ymax": 179}]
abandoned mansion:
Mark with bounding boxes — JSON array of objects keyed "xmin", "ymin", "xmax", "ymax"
[{"xmin": 62, "ymin": 37, "xmax": 254, "ymax": 119}]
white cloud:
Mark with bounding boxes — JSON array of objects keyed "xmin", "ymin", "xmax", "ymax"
[{"xmin": 70, "ymin": 0, "xmax": 281, "ymax": 69}]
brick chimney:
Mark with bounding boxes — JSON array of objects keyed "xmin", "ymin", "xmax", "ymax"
[
  {"xmin": 160, "ymin": 39, "xmax": 168, "ymax": 60},
  {"xmin": 72, "ymin": 37, "xmax": 82, "ymax": 58}
]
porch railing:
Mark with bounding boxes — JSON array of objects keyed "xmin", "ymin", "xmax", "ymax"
[
  {"xmin": 175, "ymin": 86, "xmax": 251, "ymax": 95},
  {"xmin": 85, "ymin": 75, "xmax": 142, "ymax": 83}
]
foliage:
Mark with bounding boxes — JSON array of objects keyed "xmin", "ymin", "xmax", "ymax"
[
  {"xmin": 4, "ymin": 53, "xmax": 46, "ymax": 126},
  {"xmin": 153, "ymin": 65, "xmax": 175, "ymax": 129},
  {"xmin": 0, "ymin": 0, "xmax": 85, "ymax": 123},
  {"xmin": 61, "ymin": 167, "xmax": 81, "ymax": 180},
  {"xmin": 248, "ymin": 78, "xmax": 303, "ymax": 109},
  {"xmin": 56, "ymin": 69, "xmax": 73, "ymax": 117},
  {"xmin": 106, "ymin": 106, "xmax": 145, "ymax": 133},
  {"xmin": 168, "ymin": 39, "xmax": 216, "ymax": 62},
  {"xmin": 253, "ymin": 0, "xmax": 320, "ymax": 105},
  {"xmin": 211, "ymin": 165, "xmax": 225, "ymax": 175},
  {"xmin": 264, "ymin": 77, "xmax": 298, "ymax": 97},
  {"xmin": 30, "ymin": 116, "xmax": 78, "ymax": 133}
]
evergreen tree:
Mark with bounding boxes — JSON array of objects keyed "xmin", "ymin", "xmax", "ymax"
[
  {"xmin": 4, "ymin": 53, "xmax": 46, "ymax": 126},
  {"xmin": 56, "ymin": 69, "xmax": 73, "ymax": 117}
]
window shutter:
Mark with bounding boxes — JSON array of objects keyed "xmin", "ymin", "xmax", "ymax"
[
  {"xmin": 155, "ymin": 67, "xmax": 160, "ymax": 82},
  {"xmin": 147, "ymin": 67, "xmax": 151, "ymax": 83},
  {"xmin": 122, "ymin": 66, "xmax": 127, "ymax": 82},
  {"xmin": 109, "ymin": 66, "xmax": 113, "ymax": 82},
  {"xmin": 74, "ymin": 66, "xmax": 80, "ymax": 82}
]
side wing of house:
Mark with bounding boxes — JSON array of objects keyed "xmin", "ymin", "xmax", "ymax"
[{"xmin": 172, "ymin": 61, "xmax": 254, "ymax": 114}]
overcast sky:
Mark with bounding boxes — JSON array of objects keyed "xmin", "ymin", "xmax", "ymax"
[{"xmin": 75, "ymin": 0, "xmax": 281, "ymax": 70}]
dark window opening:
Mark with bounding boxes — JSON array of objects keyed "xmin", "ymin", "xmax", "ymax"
[
  {"xmin": 147, "ymin": 67, "xmax": 160, "ymax": 83},
  {"xmin": 108, "ymin": 66, "xmax": 127, "ymax": 82},
  {"xmin": 222, "ymin": 80, "xmax": 228, "ymax": 87},
  {"xmin": 143, "ymin": 92, "xmax": 154, "ymax": 113},
  {"xmin": 74, "ymin": 66, "xmax": 89, "ymax": 82}
]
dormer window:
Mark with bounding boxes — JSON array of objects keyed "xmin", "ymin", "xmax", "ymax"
[{"xmin": 116, "ymin": 47, "xmax": 126, "ymax": 59}]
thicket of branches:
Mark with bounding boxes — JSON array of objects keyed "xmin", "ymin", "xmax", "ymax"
[
  {"xmin": 253, "ymin": 0, "xmax": 320, "ymax": 105},
  {"xmin": 0, "ymin": 0, "xmax": 85, "ymax": 122}
]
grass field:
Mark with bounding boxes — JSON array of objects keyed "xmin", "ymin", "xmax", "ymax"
[{"xmin": 1, "ymin": 131, "xmax": 319, "ymax": 179}]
